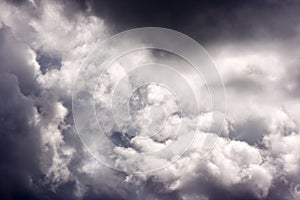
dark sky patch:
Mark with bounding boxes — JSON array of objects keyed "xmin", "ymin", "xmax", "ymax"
[
  {"xmin": 62, "ymin": 0, "xmax": 300, "ymax": 44},
  {"xmin": 36, "ymin": 50, "xmax": 62, "ymax": 74}
]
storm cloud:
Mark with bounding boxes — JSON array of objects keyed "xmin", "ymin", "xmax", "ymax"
[{"xmin": 0, "ymin": 0, "xmax": 300, "ymax": 200}]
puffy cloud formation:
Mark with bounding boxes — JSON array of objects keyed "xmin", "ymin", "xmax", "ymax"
[{"xmin": 0, "ymin": 0, "xmax": 300, "ymax": 200}]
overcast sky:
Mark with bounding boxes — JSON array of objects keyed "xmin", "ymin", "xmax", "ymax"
[{"xmin": 0, "ymin": 0, "xmax": 300, "ymax": 200}]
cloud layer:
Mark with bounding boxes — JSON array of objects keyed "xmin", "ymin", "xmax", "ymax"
[{"xmin": 0, "ymin": 0, "xmax": 300, "ymax": 200}]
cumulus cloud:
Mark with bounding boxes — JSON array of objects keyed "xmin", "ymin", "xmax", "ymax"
[{"xmin": 0, "ymin": 0, "xmax": 300, "ymax": 200}]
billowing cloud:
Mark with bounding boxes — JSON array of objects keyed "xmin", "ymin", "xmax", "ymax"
[{"xmin": 0, "ymin": 0, "xmax": 299, "ymax": 200}]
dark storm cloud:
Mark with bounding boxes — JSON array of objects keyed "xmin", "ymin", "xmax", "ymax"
[
  {"xmin": 36, "ymin": 50, "xmax": 62, "ymax": 74},
  {"xmin": 0, "ymin": 24, "xmax": 123, "ymax": 200},
  {"xmin": 0, "ymin": 27, "xmax": 41, "ymax": 200},
  {"xmin": 0, "ymin": 74, "xmax": 40, "ymax": 200},
  {"xmin": 0, "ymin": 27, "xmax": 40, "ymax": 95},
  {"xmin": 0, "ymin": 2, "xmax": 129, "ymax": 199},
  {"xmin": 65, "ymin": 0, "xmax": 300, "ymax": 43},
  {"xmin": 0, "ymin": 25, "xmax": 78, "ymax": 200},
  {"xmin": 1, "ymin": 0, "xmax": 300, "ymax": 200}
]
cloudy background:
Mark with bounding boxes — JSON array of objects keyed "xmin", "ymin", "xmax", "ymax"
[{"xmin": 0, "ymin": 0, "xmax": 300, "ymax": 199}]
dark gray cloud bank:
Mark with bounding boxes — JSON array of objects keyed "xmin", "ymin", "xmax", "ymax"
[{"xmin": 0, "ymin": 0, "xmax": 300, "ymax": 200}]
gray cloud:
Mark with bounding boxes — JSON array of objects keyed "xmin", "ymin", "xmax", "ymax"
[
  {"xmin": 62, "ymin": 0, "xmax": 300, "ymax": 45},
  {"xmin": 0, "ymin": 0, "xmax": 300, "ymax": 200}
]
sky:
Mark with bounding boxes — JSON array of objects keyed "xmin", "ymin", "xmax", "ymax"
[{"xmin": 0, "ymin": 0, "xmax": 300, "ymax": 200}]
